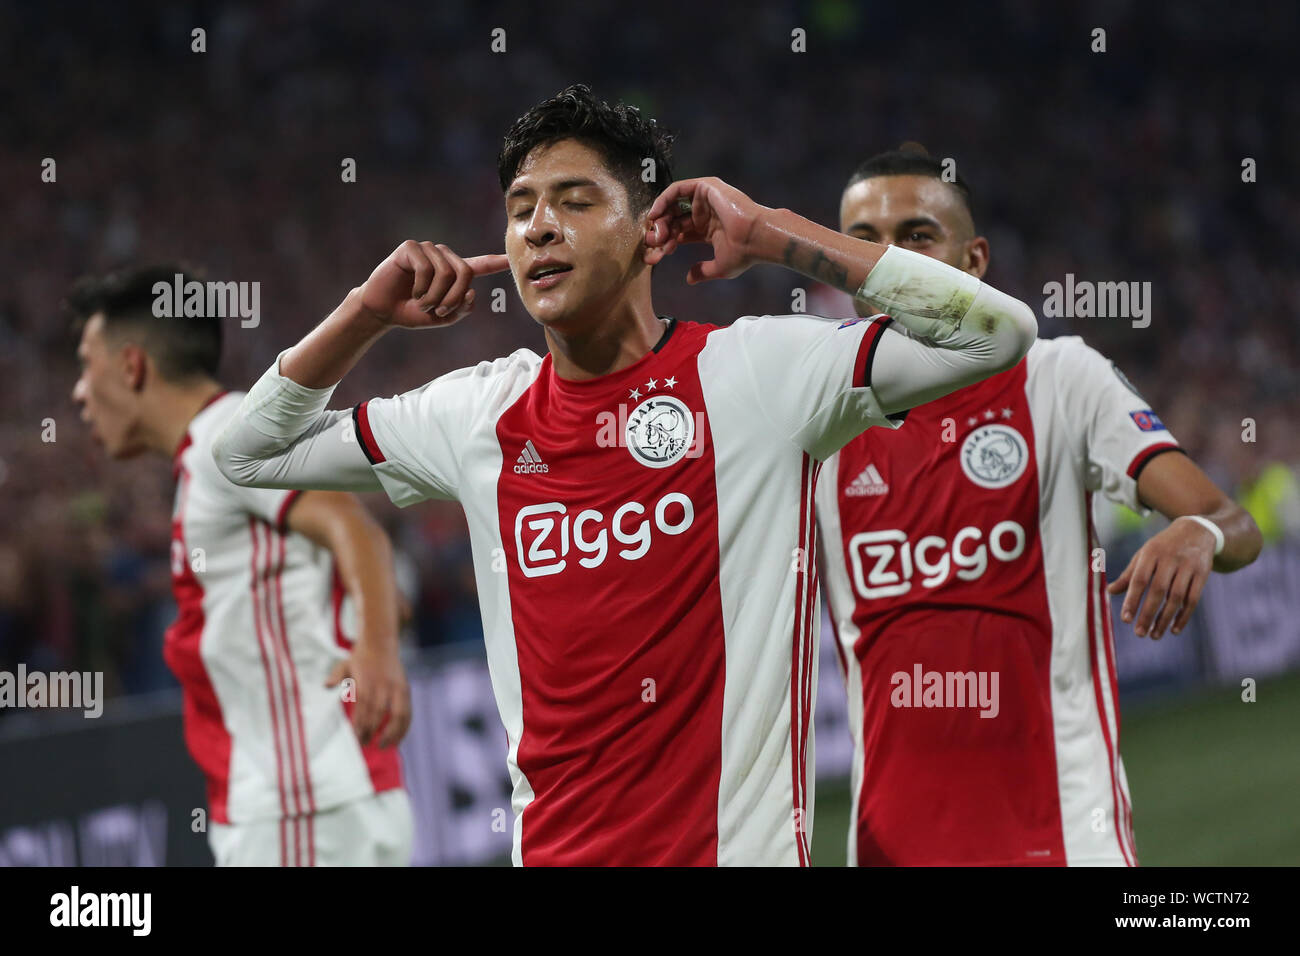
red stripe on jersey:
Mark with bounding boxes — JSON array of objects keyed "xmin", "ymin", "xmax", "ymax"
[
  {"xmin": 270, "ymin": 525, "xmax": 318, "ymax": 819},
  {"xmin": 852, "ymin": 317, "xmax": 891, "ymax": 390},
  {"xmin": 249, "ymin": 519, "xmax": 292, "ymax": 824},
  {"xmin": 1084, "ymin": 497, "xmax": 1135, "ymax": 866},
  {"xmin": 163, "ymin": 468, "xmax": 234, "ymax": 823},
  {"xmin": 1096, "ymin": 542, "xmax": 1137, "ymax": 863},
  {"xmin": 329, "ymin": 565, "xmax": 403, "ymax": 795},
  {"xmin": 355, "ymin": 401, "xmax": 387, "ymax": 463},
  {"xmin": 1125, "ymin": 442, "xmax": 1180, "ymax": 479}
]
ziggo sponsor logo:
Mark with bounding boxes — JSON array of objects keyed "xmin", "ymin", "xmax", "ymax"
[
  {"xmin": 514, "ymin": 494, "xmax": 695, "ymax": 577},
  {"xmin": 849, "ymin": 521, "xmax": 1026, "ymax": 599}
]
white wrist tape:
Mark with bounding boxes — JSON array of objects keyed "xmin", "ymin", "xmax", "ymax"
[
  {"xmin": 1183, "ymin": 515, "xmax": 1225, "ymax": 556},
  {"xmin": 241, "ymin": 349, "xmax": 339, "ymax": 444}
]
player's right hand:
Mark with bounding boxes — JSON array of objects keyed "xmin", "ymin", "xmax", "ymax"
[{"xmin": 359, "ymin": 240, "xmax": 509, "ymax": 328}]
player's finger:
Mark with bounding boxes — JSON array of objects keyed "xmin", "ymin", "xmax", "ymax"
[
  {"xmin": 354, "ymin": 681, "xmax": 383, "ymax": 745},
  {"xmin": 398, "ymin": 240, "xmax": 435, "ymax": 300},
  {"xmin": 324, "ymin": 658, "xmax": 350, "ymax": 688},
  {"xmin": 1171, "ymin": 569, "xmax": 1207, "ymax": 634},
  {"xmin": 1133, "ymin": 561, "xmax": 1172, "ymax": 637},
  {"xmin": 434, "ymin": 244, "xmax": 474, "ymax": 316},
  {"xmin": 466, "ymin": 253, "xmax": 510, "ymax": 276},
  {"xmin": 1119, "ymin": 555, "xmax": 1150, "ymax": 622},
  {"xmin": 448, "ymin": 287, "xmax": 477, "ymax": 322},
  {"xmin": 1150, "ymin": 566, "xmax": 1189, "ymax": 639},
  {"xmin": 378, "ymin": 683, "xmax": 412, "ymax": 749},
  {"xmin": 416, "ymin": 242, "xmax": 455, "ymax": 311},
  {"xmin": 646, "ymin": 179, "xmax": 703, "ymax": 222},
  {"xmin": 686, "ymin": 260, "xmax": 716, "ymax": 285}
]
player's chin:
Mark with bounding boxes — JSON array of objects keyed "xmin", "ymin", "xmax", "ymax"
[{"xmin": 525, "ymin": 293, "xmax": 577, "ymax": 328}]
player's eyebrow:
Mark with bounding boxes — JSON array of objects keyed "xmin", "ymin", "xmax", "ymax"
[
  {"xmin": 846, "ymin": 215, "xmax": 946, "ymax": 236},
  {"xmin": 894, "ymin": 216, "xmax": 945, "ymax": 234},
  {"xmin": 506, "ymin": 177, "xmax": 600, "ymax": 201}
]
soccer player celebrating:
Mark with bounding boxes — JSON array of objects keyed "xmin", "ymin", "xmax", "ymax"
[
  {"xmin": 815, "ymin": 147, "xmax": 1263, "ymax": 866},
  {"xmin": 70, "ymin": 266, "xmax": 414, "ymax": 866},
  {"xmin": 213, "ymin": 86, "xmax": 1037, "ymax": 865}
]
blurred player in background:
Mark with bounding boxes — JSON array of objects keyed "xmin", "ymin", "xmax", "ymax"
[
  {"xmin": 212, "ymin": 85, "xmax": 1038, "ymax": 865},
  {"xmin": 69, "ymin": 266, "xmax": 413, "ymax": 866},
  {"xmin": 815, "ymin": 146, "xmax": 1263, "ymax": 866}
]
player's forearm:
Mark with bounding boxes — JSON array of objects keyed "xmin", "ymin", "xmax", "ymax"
[
  {"xmin": 212, "ymin": 370, "xmax": 380, "ymax": 492},
  {"xmin": 329, "ymin": 510, "xmax": 402, "ymax": 657},
  {"xmin": 281, "ymin": 288, "xmax": 391, "ymax": 389},
  {"xmin": 757, "ymin": 208, "xmax": 1036, "ymax": 363}
]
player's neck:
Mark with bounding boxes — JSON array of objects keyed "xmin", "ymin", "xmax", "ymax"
[
  {"xmin": 144, "ymin": 378, "xmax": 226, "ymax": 458},
  {"xmin": 544, "ymin": 294, "xmax": 666, "ymax": 382}
]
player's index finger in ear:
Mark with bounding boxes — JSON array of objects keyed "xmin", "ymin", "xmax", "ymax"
[
  {"xmin": 648, "ymin": 179, "xmax": 694, "ymax": 218},
  {"xmin": 467, "ymin": 253, "xmax": 510, "ymax": 275}
]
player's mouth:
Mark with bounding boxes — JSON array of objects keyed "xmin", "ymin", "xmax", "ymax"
[{"xmin": 527, "ymin": 259, "xmax": 573, "ymax": 290}]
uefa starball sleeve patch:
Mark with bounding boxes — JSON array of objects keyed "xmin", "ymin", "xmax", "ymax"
[{"xmin": 1128, "ymin": 409, "xmax": 1167, "ymax": 432}]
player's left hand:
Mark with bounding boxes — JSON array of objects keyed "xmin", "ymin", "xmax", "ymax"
[
  {"xmin": 326, "ymin": 642, "xmax": 412, "ymax": 748},
  {"xmin": 643, "ymin": 177, "xmax": 772, "ymax": 283},
  {"xmin": 1106, "ymin": 516, "xmax": 1217, "ymax": 639}
]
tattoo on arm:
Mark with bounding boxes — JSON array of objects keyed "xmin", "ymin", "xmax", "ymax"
[{"xmin": 782, "ymin": 238, "xmax": 851, "ymax": 293}]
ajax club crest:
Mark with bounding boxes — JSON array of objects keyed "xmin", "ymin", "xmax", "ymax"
[
  {"xmin": 625, "ymin": 395, "xmax": 694, "ymax": 469},
  {"xmin": 960, "ymin": 423, "xmax": 1028, "ymax": 489}
]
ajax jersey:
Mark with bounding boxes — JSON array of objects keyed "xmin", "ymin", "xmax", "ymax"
[
  {"xmin": 816, "ymin": 333, "xmax": 1180, "ymax": 866},
  {"xmin": 168, "ymin": 394, "xmax": 401, "ymax": 845},
  {"xmin": 354, "ymin": 315, "xmax": 901, "ymax": 866}
]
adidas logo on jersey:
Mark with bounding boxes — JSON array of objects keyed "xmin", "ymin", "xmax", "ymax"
[
  {"xmin": 846, "ymin": 463, "xmax": 888, "ymax": 497},
  {"xmin": 515, "ymin": 440, "xmax": 549, "ymax": 474}
]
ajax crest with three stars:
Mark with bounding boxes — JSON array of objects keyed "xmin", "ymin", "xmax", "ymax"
[
  {"xmin": 959, "ymin": 407, "xmax": 1029, "ymax": 489},
  {"xmin": 624, "ymin": 376, "xmax": 694, "ymax": 469}
]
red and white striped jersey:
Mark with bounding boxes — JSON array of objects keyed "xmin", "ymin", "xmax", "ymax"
[
  {"xmin": 167, "ymin": 393, "xmax": 401, "ymax": 841},
  {"xmin": 354, "ymin": 316, "xmax": 902, "ymax": 866},
  {"xmin": 816, "ymin": 332, "xmax": 1181, "ymax": 866}
]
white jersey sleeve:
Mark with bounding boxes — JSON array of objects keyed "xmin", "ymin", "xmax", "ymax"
[
  {"xmin": 355, "ymin": 376, "xmax": 468, "ymax": 506},
  {"xmin": 355, "ymin": 349, "xmax": 542, "ymax": 508},
  {"xmin": 723, "ymin": 314, "xmax": 905, "ymax": 461},
  {"xmin": 1041, "ymin": 336, "xmax": 1181, "ymax": 513}
]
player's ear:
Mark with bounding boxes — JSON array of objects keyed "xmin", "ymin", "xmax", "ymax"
[
  {"xmin": 965, "ymin": 236, "xmax": 991, "ymax": 279},
  {"xmin": 123, "ymin": 344, "xmax": 149, "ymax": 392}
]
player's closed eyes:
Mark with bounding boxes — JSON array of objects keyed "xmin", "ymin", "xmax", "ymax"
[{"xmin": 512, "ymin": 201, "xmax": 592, "ymax": 219}]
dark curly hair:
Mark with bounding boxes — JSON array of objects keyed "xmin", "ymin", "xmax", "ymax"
[{"xmin": 497, "ymin": 84, "xmax": 675, "ymax": 214}]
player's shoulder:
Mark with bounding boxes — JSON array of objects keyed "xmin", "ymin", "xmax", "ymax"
[
  {"xmin": 712, "ymin": 311, "xmax": 878, "ymax": 348},
  {"xmin": 370, "ymin": 348, "xmax": 545, "ymax": 433},
  {"xmin": 187, "ymin": 391, "xmax": 246, "ymax": 452},
  {"xmin": 1027, "ymin": 334, "xmax": 1106, "ymax": 362},
  {"xmin": 180, "ymin": 392, "xmax": 248, "ymax": 490},
  {"xmin": 398, "ymin": 347, "xmax": 541, "ymax": 395},
  {"xmin": 1025, "ymin": 334, "xmax": 1113, "ymax": 379}
]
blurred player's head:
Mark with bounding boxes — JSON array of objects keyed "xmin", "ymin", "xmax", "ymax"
[
  {"xmin": 498, "ymin": 84, "xmax": 675, "ymax": 331},
  {"xmin": 68, "ymin": 265, "xmax": 222, "ymax": 459},
  {"xmin": 841, "ymin": 144, "xmax": 989, "ymax": 315}
]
